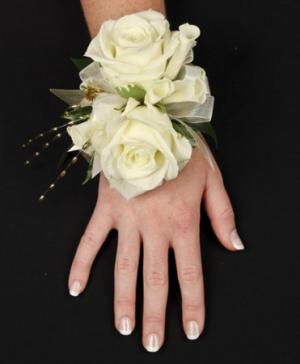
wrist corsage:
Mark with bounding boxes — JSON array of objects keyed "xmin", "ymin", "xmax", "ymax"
[{"xmin": 23, "ymin": 9, "xmax": 216, "ymax": 200}]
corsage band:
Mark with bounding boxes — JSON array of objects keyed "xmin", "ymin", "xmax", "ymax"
[{"xmin": 23, "ymin": 9, "xmax": 216, "ymax": 200}]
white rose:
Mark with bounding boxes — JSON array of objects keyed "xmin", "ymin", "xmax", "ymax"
[
  {"xmin": 162, "ymin": 66, "xmax": 207, "ymax": 104},
  {"xmin": 144, "ymin": 78, "xmax": 175, "ymax": 104},
  {"xmin": 164, "ymin": 23, "xmax": 200, "ymax": 80},
  {"xmin": 84, "ymin": 10, "xmax": 200, "ymax": 86},
  {"xmin": 100, "ymin": 104, "xmax": 192, "ymax": 199}
]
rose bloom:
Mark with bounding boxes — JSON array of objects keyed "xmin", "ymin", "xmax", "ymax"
[
  {"xmin": 67, "ymin": 97, "xmax": 192, "ymax": 199},
  {"xmin": 100, "ymin": 104, "xmax": 192, "ymax": 199},
  {"xmin": 84, "ymin": 9, "xmax": 200, "ymax": 87},
  {"xmin": 144, "ymin": 65, "xmax": 208, "ymax": 105}
]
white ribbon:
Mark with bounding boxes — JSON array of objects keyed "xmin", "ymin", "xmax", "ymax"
[
  {"xmin": 49, "ymin": 89, "xmax": 84, "ymax": 106},
  {"xmin": 79, "ymin": 62, "xmax": 116, "ymax": 94},
  {"xmin": 166, "ymin": 96, "xmax": 214, "ymax": 124}
]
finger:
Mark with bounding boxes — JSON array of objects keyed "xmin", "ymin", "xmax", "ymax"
[
  {"xmin": 173, "ymin": 221, "xmax": 205, "ymax": 341},
  {"xmin": 114, "ymin": 222, "xmax": 140, "ymax": 336},
  {"xmin": 203, "ymin": 168, "xmax": 245, "ymax": 251},
  {"xmin": 142, "ymin": 235, "xmax": 169, "ymax": 353},
  {"xmin": 68, "ymin": 202, "xmax": 113, "ymax": 296}
]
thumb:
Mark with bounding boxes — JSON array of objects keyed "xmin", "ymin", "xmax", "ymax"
[{"xmin": 203, "ymin": 168, "xmax": 245, "ymax": 251}]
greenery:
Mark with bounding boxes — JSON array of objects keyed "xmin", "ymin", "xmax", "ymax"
[
  {"xmin": 192, "ymin": 122, "xmax": 218, "ymax": 148},
  {"xmin": 116, "ymin": 84, "xmax": 146, "ymax": 103},
  {"xmin": 171, "ymin": 120, "xmax": 196, "ymax": 146},
  {"xmin": 155, "ymin": 103, "xmax": 167, "ymax": 113},
  {"xmin": 82, "ymin": 154, "xmax": 94, "ymax": 185},
  {"xmin": 63, "ymin": 106, "xmax": 92, "ymax": 121},
  {"xmin": 71, "ymin": 57, "xmax": 93, "ymax": 71},
  {"xmin": 172, "ymin": 120, "xmax": 218, "ymax": 148}
]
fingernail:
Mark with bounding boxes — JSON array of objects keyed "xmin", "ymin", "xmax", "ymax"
[
  {"xmin": 186, "ymin": 320, "xmax": 200, "ymax": 340},
  {"xmin": 230, "ymin": 229, "xmax": 245, "ymax": 250},
  {"xmin": 118, "ymin": 317, "xmax": 132, "ymax": 336},
  {"xmin": 69, "ymin": 281, "xmax": 81, "ymax": 297},
  {"xmin": 145, "ymin": 334, "xmax": 160, "ymax": 353}
]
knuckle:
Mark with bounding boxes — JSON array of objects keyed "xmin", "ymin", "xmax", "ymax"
[
  {"xmin": 144, "ymin": 313, "xmax": 163, "ymax": 324},
  {"xmin": 115, "ymin": 295, "xmax": 134, "ymax": 307},
  {"xmin": 80, "ymin": 232, "xmax": 98, "ymax": 251},
  {"xmin": 72, "ymin": 257, "xmax": 90, "ymax": 270},
  {"xmin": 183, "ymin": 301, "xmax": 204, "ymax": 313},
  {"xmin": 218, "ymin": 205, "xmax": 235, "ymax": 222},
  {"xmin": 179, "ymin": 264, "xmax": 202, "ymax": 283},
  {"xmin": 116, "ymin": 256, "xmax": 137, "ymax": 274},
  {"xmin": 145, "ymin": 269, "xmax": 167, "ymax": 288}
]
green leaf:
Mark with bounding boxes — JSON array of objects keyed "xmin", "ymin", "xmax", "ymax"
[
  {"xmin": 172, "ymin": 120, "xmax": 196, "ymax": 146},
  {"xmin": 156, "ymin": 103, "xmax": 167, "ymax": 113},
  {"xmin": 116, "ymin": 84, "xmax": 146, "ymax": 102},
  {"xmin": 192, "ymin": 122, "xmax": 218, "ymax": 148},
  {"xmin": 63, "ymin": 105, "xmax": 92, "ymax": 121},
  {"xmin": 82, "ymin": 154, "xmax": 94, "ymax": 185},
  {"xmin": 71, "ymin": 57, "xmax": 93, "ymax": 71}
]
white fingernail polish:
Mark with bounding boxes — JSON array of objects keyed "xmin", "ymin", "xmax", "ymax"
[
  {"xmin": 230, "ymin": 229, "xmax": 245, "ymax": 250},
  {"xmin": 119, "ymin": 317, "xmax": 132, "ymax": 336},
  {"xmin": 146, "ymin": 334, "xmax": 160, "ymax": 352},
  {"xmin": 69, "ymin": 281, "xmax": 81, "ymax": 297},
  {"xmin": 186, "ymin": 320, "xmax": 200, "ymax": 340}
]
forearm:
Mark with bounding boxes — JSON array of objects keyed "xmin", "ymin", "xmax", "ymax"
[{"xmin": 80, "ymin": 0, "xmax": 166, "ymax": 37}]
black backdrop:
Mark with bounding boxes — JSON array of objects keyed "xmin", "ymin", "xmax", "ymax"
[{"xmin": 1, "ymin": 0, "xmax": 299, "ymax": 363}]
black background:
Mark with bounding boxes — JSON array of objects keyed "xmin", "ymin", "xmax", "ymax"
[{"xmin": 1, "ymin": 0, "xmax": 299, "ymax": 363}]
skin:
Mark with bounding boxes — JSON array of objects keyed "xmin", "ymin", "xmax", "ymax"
[
  {"xmin": 79, "ymin": 0, "xmax": 166, "ymax": 37},
  {"xmin": 69, "ymin": 0, "xmax": 244, "ymax": 352}
]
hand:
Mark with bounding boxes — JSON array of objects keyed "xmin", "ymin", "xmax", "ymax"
[{"xmin": 68, "ymin": 146, "xmax": 244, "ymax": 352}]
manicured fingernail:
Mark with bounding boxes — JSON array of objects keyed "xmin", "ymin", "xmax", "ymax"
[
  {"xmin": 69, "ymin": 281, "xmax": 81, "ymax": 297},
  {"xmin": 118, "ymin": 317, "xmax": 132, "ymax": 336},
  {"xmin": 230, "ymin": 229, "xmax": 245, "ymax": 250},
  {"xmin": 145, "ymin": 334, "xmax": 160, "ymax": 352},
  {"xmin": 186, "ymin": 320, "xmax": 200, "ymax": 340}
]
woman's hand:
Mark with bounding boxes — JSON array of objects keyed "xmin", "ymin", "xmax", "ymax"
[{"xmin": 68, "ymin": 146, "xmax": 244, "ymax": 352}]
